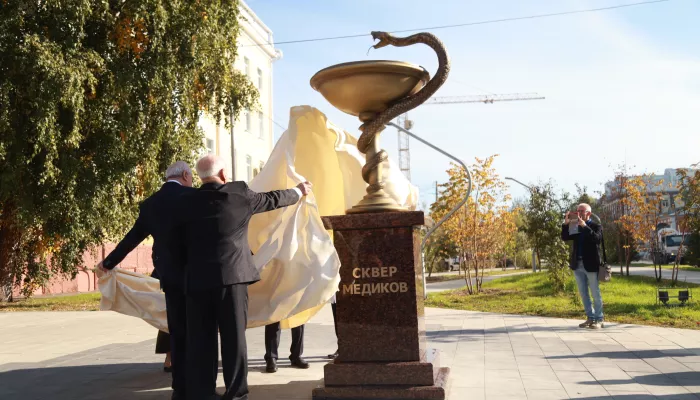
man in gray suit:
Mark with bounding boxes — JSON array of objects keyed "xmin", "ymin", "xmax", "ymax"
[{"xmin": 177, "ymin": 154, "xmax": 311, "ymax": 400}]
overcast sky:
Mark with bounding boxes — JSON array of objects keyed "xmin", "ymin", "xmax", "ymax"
[{"xmin": 248, "ymin": 0, "xmax": 700, "ymax": 208}]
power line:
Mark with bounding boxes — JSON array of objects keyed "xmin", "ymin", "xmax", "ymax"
[{"xmin": 241, "ymin": 0, "xmax": 670, "ymax": 48}]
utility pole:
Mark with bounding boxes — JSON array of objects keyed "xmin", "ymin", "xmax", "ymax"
[
  {"xmin": 435, "ymin": 181, "xmax": 439, "ymax": 204},
  {"xmin": 230, "ymin": 104, "xmax": 236, "ymax": 180},
  {"xmin": 505, "ymin": 176, "xmax": 538, "ymax": 273}
]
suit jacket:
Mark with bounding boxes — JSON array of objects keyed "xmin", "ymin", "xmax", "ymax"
[
  {"xmin": 561, "ymin": 221, "xmax": 603, "ymax": 273},
  {"xmin": 103, "ymin": 182, "xmax": 195, "ymax": 291},
  {"xmin": 176, "ymin": 181, "xmax": 300, "ymax": 293}
]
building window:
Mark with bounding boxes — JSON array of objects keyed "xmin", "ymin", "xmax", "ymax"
[
  {"xmin": 244, "ymin": 109, "xmax": 251, "ymax": 133},
  {"xmin": 205, "ymin": 138, "xmax": 214, "ymax": 154},
  {"xmin": 258, "ymin": 112, "xmax": 264, "ymax": 138},
  {"xmin": 244, "ymin": 57, "xmax": 250, "ymax": 77},
  {"xmin": 246, "ymin": 155, "xmax": 252, "ymax": 182},
  {"xmin": 257, "ymin": 68, "xmax": 263, "ymax": 89}
]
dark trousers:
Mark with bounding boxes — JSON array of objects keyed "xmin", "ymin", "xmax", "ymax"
[
  {"xmin": 264, "ymin": 323, "xmax": 304, "ymax": 361},
  {"xmin": 186, "ymin": 284, "xmax": 248, "ymax": 400},
  {"xmin": 331, "ymin": 302, "xmax": 338, "ymax": 338},
  {"xmin": 164, "ymin": 288, "xmax": 186, "ymax": 394},
  {"xmin": 155, "ymin": 330, "xmax": 170, "ymax": 354}
]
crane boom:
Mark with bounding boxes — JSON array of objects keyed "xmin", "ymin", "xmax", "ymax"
[
  {"xmin": 397, "ymin": 92, "xmax": 545, "ymax": 183},
  {"xmin": 425, "ymin": 93, "xmax": 545, "ymax": 105}
]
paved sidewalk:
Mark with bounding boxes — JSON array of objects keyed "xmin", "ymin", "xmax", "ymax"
[{"xmin": 1, "ymin": 306, "xmax": 700, "ymax": 399}]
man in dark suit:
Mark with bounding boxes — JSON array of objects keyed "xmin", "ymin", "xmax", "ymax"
[
  {"xmin": 264, "ymin": 323, "xmax": 308, "ymax": 373},
  {"xmin": 561, "ymin": 203, "xmax": 604, "ymax": 329},
  {"xmin": 177, "ymin": 154, "xmax": 311, "ymax": 400},
  {"xmin": 97, "ymin": 161, "xmax": 195, "ymax": 399}
]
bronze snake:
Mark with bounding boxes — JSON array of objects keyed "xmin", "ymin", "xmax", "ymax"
[{"xmin": 357, "ymin": 31, "xmax": 450, "ymax": 193}]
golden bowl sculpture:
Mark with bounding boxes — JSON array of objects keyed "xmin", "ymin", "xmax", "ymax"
[{"xmin": 310, "ymin": 60, "xmax": 430, "ymax": 117}]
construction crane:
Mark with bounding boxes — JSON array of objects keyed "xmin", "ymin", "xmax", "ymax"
[{"xmin": 397, "ymin": 92, "xmax": 545, "ymax": 181}]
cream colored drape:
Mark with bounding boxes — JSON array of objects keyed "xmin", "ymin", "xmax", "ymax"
[{"xmin": 98, "ymin": 106, "xmax": 418, "ymax": 331}]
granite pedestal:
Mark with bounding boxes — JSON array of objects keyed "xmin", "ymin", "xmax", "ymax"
[{"xmin": 313, "ymin": 211, "xmax": 450, "ymax": 400}]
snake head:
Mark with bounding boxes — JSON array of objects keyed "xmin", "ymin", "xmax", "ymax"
[{"xmin": 371, "ymin": 31, "xmax": 393, "ymax": 49}]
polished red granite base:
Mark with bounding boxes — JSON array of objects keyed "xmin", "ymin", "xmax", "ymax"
[
  {"xmin": 314, "ymin": 212, "xmax": 449, "ymax": 400},
  {"xmin": 312, "ymin": 367, "xmax": 450, "ymax": 400},
  {"xmin": 324, "ymin": 349, "xmax": 440, "ymax": 386}
]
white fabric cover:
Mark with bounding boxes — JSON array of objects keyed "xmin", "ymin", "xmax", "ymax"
[{"xmin": 97, "ymin": 106, "xmax": 418, "ymax": 331}]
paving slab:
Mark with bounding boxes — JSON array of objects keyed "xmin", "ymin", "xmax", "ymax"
[{"xmin": 1, "ymin": 307, "xmax": 700, "ymax": 399}]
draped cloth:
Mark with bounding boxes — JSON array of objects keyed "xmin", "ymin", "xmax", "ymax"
[{"xmin": 97, "ymin": 106, "xmax": 419, "ymax": 332}]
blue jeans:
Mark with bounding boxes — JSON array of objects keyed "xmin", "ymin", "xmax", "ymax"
[{"xmin": 574, "ymin": 260, "xmax": 603, "ymax": 321}]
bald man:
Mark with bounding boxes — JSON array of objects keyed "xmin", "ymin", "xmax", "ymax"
[
  {"xmin": 176, "ymin": 154, "xmax": 311, "ymax": 400},
  {"xmin": 98, "ymin": 161, "xmax": 195, "ymax": 399}
]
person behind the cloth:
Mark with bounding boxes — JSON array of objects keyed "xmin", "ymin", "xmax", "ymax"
[
  {"xmin": 561, "ymin": 203, "xmax": 604, "ymax": 329},
  {"xmin": 97, "ymin": 161, "xmax": 195, "ymax": 399},
  {"xmin": 176, "ymin": 154, "xmax": 311, "ymax": 400},
  {"xmin": 263, "ymin": 321, "xmax": 308, "ymax": 373}
]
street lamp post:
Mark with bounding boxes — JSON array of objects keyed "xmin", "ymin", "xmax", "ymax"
[{"xmin": 505, "ymin": 176, "xmax": 538, "ymax": 273}]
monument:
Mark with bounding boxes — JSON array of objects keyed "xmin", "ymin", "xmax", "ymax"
[{"xmin": 311, "ymin": 32, "xmax": 451, "ymax": 399}]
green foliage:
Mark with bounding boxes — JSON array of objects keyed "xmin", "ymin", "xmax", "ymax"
[
  {"xmin": 523, "ymin": 181, "xmax": 572, "ymax": 292},
  {"xmin": 0, "ymin": 0, "xmax": 258, "ymax": 299},
  {"xmin": 684, "ymin": 233, "xmax": 700, "ymax": 267},
  {"xmin": 678, "ymin": 166, "xmax": 700, "ymax": 267},
  {"xmin": 422, "ymin": 226, "xmax": 457, "ymax": 276}
]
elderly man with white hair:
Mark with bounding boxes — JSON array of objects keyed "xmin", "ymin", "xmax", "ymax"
[
  {"xmin": 561, "ymin": 202, "xmax": 605, "ymax": 329},
  {"xmin": 98, "ymin": 160, "xmax": 196, "ymax": 399},
  {"xmin": 175, "ymin": 154, "xmax": 312, "ymax": 400}
]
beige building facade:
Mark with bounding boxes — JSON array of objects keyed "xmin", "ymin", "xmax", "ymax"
[{"xmin": 197, "ymin": 0, "xmax": 282, "ymax": 182}]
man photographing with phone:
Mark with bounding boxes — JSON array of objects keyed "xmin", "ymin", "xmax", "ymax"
[{"xmin": 561, "ymin": 203, "xmax": 604, "ymax": 329}]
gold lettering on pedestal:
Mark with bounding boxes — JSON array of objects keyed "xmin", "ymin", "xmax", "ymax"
[{"xmin": 343, "ymin": 266, "xmax": 409, "ymax": 296}]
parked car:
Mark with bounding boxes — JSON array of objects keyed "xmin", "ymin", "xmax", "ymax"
[{"xmin": 443, "ymin": 257, "xmax": 460, "ymax": 271}]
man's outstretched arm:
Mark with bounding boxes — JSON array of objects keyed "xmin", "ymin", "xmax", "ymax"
[
  {"xmin": 248, "ymin": 181, "xmax": 312, "ymax": 214},
  {"xmin": 98, "ymin": 213, "xmax": 150, "ymax": 271}
]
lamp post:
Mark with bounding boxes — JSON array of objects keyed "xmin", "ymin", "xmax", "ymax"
[{"xmin": 505, "ymin": 176, "xmax": 538, "ymax": 273}]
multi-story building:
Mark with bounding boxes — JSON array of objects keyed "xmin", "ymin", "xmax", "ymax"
[
  {"xmin": 197, "ymin": 0, "xmax": 282, "ymax": 182},
  {"xmin": 602, "ymin": 168, "xmax": 695, "ymax": 232}
]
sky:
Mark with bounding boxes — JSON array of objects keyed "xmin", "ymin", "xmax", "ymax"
[{"xmin": 246, "ymin": 0, "xmax": 700, "ymax": 209}]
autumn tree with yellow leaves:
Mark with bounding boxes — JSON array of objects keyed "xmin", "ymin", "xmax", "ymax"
[
  {"xmin": 431, "ymin": 155, "xmax": 518, "ymax": 294},
  {"xmin": 608, "ymin": 168, "xmax": 667, "ymax": 278}
]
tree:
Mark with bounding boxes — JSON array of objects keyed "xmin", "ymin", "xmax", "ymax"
[
  {"xmin": 607, "ymin": 166, "xmax": 656, "ymax": 277},
  {"xmin": 522, "ymin": 181, "xmax": 572, "ymax": 293},
  {"xmin": 422, "ymin": 225, "xmax": 457, "ymax": 278},
  {"xmin": 0, "ymin": 0, "xmax": 258, "ymax": 300},
  {"xmin": 432, "ymin": 155, "xmax": 517, "ymax": 294},
  {"xmin": 677, "ymin": 165, "xmax": 700, "ymax": 267}
]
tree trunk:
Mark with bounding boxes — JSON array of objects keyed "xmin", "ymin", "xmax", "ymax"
[
  {"xmin": 618, "ymin": 235, "xmax": 624, "ymax": 276},
  {"xmin": 0, "ymin": 223, "xmax": 15, "ymax": 302}
]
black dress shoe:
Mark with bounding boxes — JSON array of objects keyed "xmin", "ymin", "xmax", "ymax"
[
  {"xmin": 327, "ymin": 350, "xmax": 338, "ymax": 359},
  {"xmin": 290, "ymin": 357, "xmax": 310, "ymax": 369},
  {"xmin": 163, "ymin": 364, "xmax": 173, "ymax": 373},
  {"xmin": 265, "ymin": 358, "xmax": 278, "ymax": 373}
]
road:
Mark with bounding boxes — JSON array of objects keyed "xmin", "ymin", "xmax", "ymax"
[
  {"xmin": 425, "ymin": 271, "xmax": 531, "ymax": 293},
  {"xmin": 617, "ymin": 265, "xmax": 700, "ymax": 284}
]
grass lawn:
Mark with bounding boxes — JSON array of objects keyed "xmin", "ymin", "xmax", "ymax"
[
  {"xmin": 0, "ymin": 292, "xmax": 101, "ymax": 312},
  {"xmin": 426, "ymin": 272, "xmax": 700, "ymax": 330},
  {"xmin": 426, "ymin": 269, "xmax": 530, "ymax": 283}
]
